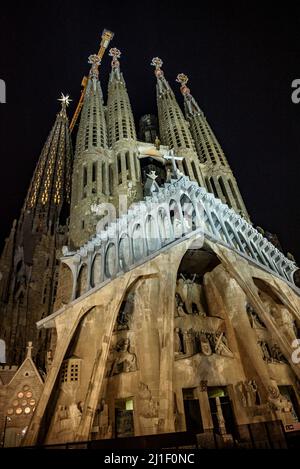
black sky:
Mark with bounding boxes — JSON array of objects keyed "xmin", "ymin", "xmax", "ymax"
[{"xmin": 0, "ymin": 1, "xmax": 300, "ymax": 259}]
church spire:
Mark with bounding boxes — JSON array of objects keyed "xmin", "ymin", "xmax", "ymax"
[
  {"xmin": 106, "ymin": 47, "xmax": 142, "ymax": 208},
  {"xmin": 69, "ymin": 54, "xmax": 110, "ymax": 248},
  {"xmin": 107, "ymin": 47, "xmax": 137, "ymax": 144},
  {"xmin": 176, "ymin": 73, "xmax": 249, "ymax": 220},
  {"xmin": 24, "ymin": 95, "xmax": 73, "ymax": 232},
  {"xmin": 151, "ymin": 58, "xmax": 204, "ymax": 186}
]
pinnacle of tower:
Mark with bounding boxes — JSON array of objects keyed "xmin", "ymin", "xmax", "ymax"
[
  {"xmin": 75, "ymin": 54, "xmax": 108, "ymax": 153},
  {"xmin": 151, "ymin": 57, "xmax": 171, "ymax": 93},
  {"xmin": 88, "ymin": 54, "xmax": 101, "ymax": 80},
  {"xmin": 107, "ymin": 47, "xmax": 137, "ymax": 144},
  {"xmin": 109, "ymin": 47, "xmax": 122, "ymax": 81},
  {"xmin": 176, "ymin": 73, "xmax": 202, "ymax": 116},
  {"xmin": 24, "ymin": 95, "xmax": 73, "ymax": 231}
]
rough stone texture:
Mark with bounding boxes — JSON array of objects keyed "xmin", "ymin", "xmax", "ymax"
[{"xmin": 20, "ymin": 237, "xmax": 300, "ymax": 446}]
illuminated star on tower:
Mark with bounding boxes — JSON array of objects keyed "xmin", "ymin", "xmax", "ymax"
[{"xmin": 58, "ymin": 93, "xmax": 72, "ymax": 107}]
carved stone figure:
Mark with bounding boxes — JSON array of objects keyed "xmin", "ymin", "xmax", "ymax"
[
  {"xmin": 236, "ymin": 382, "xmax": 247, "ymax": 407},
  {"xmin": 271, "ymin": 306, "xmax": 298, "ymax": 343},
  {"xmin": 268, "ymin": 387, "xmax": 293, "ymax": 413},
  {"xmin": 183, "ymin": 329, "xmax": 196, "ymax": 356},
  {"xmin": 174, "ymin": 327, "xmax": 183, "ymax": 355},
  {"xmin": 270, "ymin": 343, "xmax": 286, "ymax": 363},
  {"xmin": 174, "ymin": 293, "xmax": 187, "ymax": 317},
  {"xmin": 214, "ymin": 332, "xmax": 234, "ymax": 358},
  {"xmin": 199, "ymin": 333, "xmax": 212, "ymax": 356},
  {"xmin": 258, "ymin": 340, "xmax": 271, "ymax": 362},
  {"xmin": 110, "ymin": 338, "xmax": 137, "ymax": 376},
  {"xmin": 244, "ymin": 380, "xmax": 260, "ymax": 406},
  {"xmin": 246, "ymin": 303, "xmax": 265, "ymax": 329},
  {"xmin": 176, "ymin": 275, "xmax": 204, "ymax": 315},
  {"xmin": 97, "ymin": 399, "xmax": 112, "ymax": 439}
]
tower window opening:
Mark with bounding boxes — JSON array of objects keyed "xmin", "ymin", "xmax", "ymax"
[{"xmin": 92, "ymin": 162, "xmax": 97, "ymax": 182}]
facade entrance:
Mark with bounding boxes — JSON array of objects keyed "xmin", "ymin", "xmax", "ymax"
[{"xmin": 182, "ymin": 388, "xmax": 204, "ymax": 433}]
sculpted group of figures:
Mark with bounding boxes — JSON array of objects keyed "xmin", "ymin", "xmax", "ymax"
[
  {"xmin": 246, "ymin": 303, "xmax": 294, "ymax": 364},
  {"xmin": 175, "ymin": 274, "xmax": 207, "ymax": 317},
  {"xmin": 174, "ymin": 327, "xmax": 233, "ymax": 359}
]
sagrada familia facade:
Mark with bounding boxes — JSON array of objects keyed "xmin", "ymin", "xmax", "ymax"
[{"xmin": 1, "ymin": 30, "xmax": 300, "ymax": 449}]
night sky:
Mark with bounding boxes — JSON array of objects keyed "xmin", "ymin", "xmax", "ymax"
[{"xmin": 1, "ymin": 2, "xmax": 300, "ymax": 260}]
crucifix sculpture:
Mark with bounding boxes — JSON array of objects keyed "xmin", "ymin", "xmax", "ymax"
[{"xmin": 163, "ymin": 148, "xmax": 184, "ymax": 179}]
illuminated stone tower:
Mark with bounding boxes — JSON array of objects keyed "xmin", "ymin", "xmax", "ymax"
[
  {"xmin": 0, "ymin": 96, "xmax": 73, "ymax": 368},
  {"xmin": 151, "ymin": 57, "xmax": 204, "ymax": 186},
  {"xmin": 69, "ymin": 55, "xmax": 110, "ymax": 249},
  {"xmin": 106, "ymin": 47, "xmax": 142, "ymax": 207},
  {"xmin": 176, "ymin": 73, "xmax": 249, "ymax": 220}
]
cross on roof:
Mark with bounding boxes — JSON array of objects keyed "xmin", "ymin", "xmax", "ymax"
[{"xmin": 163, "ymin": 149, "xmax": 184, "ymax": 179}]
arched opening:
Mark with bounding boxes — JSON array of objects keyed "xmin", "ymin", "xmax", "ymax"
[
  {"xmin": 237, "ymin": 232, "xmax": 253, "ymax": 257},
  {"xmin": 132, "ymin": 224, "xmax": 145, "ymax": 261},
  {"xmin": 145, "ymin": 215, "xmax": 159, "ymax": 253},
  {"xmin": 180, "ymin": 194, "xmax": 196, "ymax": 233},
  {"xmin": 209, "ymin": 177, "xmax": 219, "ymax": 199},
  {"xmin": 210, "ymin": 212, "xmax": 227, "ymax": 243},
  {"xmin": 158, "ymin": 208, "xmax": 172, "ymax": 244},
  {"xmin": 105, "ymin": 244, "xmax": 117, "ymax": 278},
  {"xmin": 224, "ymin": 221, "xmax": 240, "ymax": 250},
  {"xmin": 250, "ymin": 241, "xmax": 267, "ymax": 266},
  {"xmin": 125, "ymin": 152, "xmax": 130, "ymax": 180},
  {"xmin": 119, "ymin": 235, "xmax": 131, "ymax": 269},
  {"xmin": 219, "ymin": 177, "xmax": 231, "ymax": 207},
  {"xmin": 91, "ymin": 253, "xmax": 102, "ymax": 288},
  {"xmin": 109, "ymin": 164, "xmax": 114, "ymax": 196},
  {"xmin": 169, "ymin": 199, "xmax": 182, "ymax": 239},
  {"xmin": 0, "ymin": 339, "xmax": 6, "ymax": 363},
  {"xmin": 76, "ymin": 264, "xmax": 88, "ymax": 298}
]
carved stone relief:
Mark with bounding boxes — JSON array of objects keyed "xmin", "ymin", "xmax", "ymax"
[
  {"xmin": 174, "ymin": 328, "xmax": 233, "ymax": 359},
  {"xmin": 175, "ymin": 275, "xmax": 206, "ymax": 316},
  {"xmin": 109, "ymin": 338, "xmax": 138, "ymax": 376}
]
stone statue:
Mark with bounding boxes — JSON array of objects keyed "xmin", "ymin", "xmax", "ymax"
[
  {"xmin": 246, "ymin": 303, "xmax": 265, "ymax": 329},
  {"xmin": 214, "ymin": 332, "xmax": 234, "ymax": 358},
  {"xmin": 267, "ymin": 387, "xmax": 293, "ymax": 414},
  {"xmin": 270, "ymin": 343, "xmax": 286, "ymax": 363},
  {"xmin": 174, "ymin": 327, "xmax": 183, "ymax": 355},
  {"xmin": 271, "ymin": 306, "xmax": 298, "ymax": 343},
  {"xmin": 174, "ymin": 293, "xmax": 187, "ymax": 317},
  {"xmin": 176, "ymin": 274, "xmax": 205, "ymax": 316},
  {"xmin": 244, "ymin": 380, "xmax": 260, "ymax": 406},
  {"xmin": 110, "ymin": 338, "xmax": 137, "ymax": 376},
  {"xmin": 258, "ymin": 340, "xmax": 271, "ymax": 362},
  {"xmin": 183, "ymin": 329, "xmax": 196, "ymax": 356},
  {"xmin": 199, "ymin": 332, "xmax": 212, "ymax": 356}
]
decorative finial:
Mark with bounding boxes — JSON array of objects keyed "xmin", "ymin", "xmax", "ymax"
[
  {"xmin": 58, "ymin": 93, "xmax": 72, "ymax": 108},
  {"xmin": 109, "ymin": 47, "xmax": 121, "ymax": 68},
  {"xmin": 151, "ymin": 57, "xmax": 164, "ymax": 78},
  {"xmin": 176, "ymin": 73, "xmax": 191, "ymax": 95},
  {"xmin": 88, "ymin": 54, "xmax": 101, "ymax": 79},
  {"xmin": 26, "ymin": 341, "xmax": 33, "ymax": 359}
]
